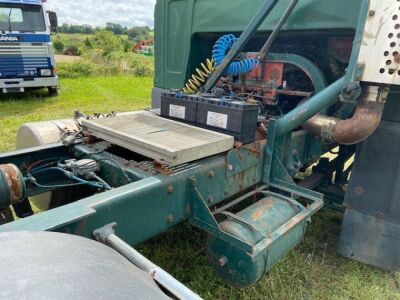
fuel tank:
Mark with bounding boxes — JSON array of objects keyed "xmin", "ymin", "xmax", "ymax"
[{"xmin": 207, "ymin": 196, "xmax": 306, "ymax": 288}]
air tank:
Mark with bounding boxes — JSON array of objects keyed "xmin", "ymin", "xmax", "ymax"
[{"xmin": 207, "ymin": 196, "xmax": 306, "ymax": 288}]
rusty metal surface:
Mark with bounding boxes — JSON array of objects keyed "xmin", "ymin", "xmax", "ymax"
[
  {"xmin": 208, "ymin": 195, "xmax": 305, "ymax": 288},
  {"xmin": 0, "ymin": 164, "xmax": 25, "ymax": 207},
  {"xmin": 303, "ymin": 86, "xmax": 389, "ymax": 145}
]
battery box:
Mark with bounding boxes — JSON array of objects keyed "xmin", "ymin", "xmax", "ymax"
[
  {"xmin": 196, "ymin": 97, "xmax": 259, "ymax": 144},
  {"xmin": 160, "ymin": 92, "xmax": 198, "ymax": 124},
  {"xmin": 161, "ymin": 92, "xmax": 259, "ymax": 144}
]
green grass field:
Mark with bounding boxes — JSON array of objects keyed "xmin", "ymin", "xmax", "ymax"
[
  {"xmin": 0, "ymin": 76, "xmax": 399, "ymax": 299},
  {"xmin": 0, "ymin": 76, "xmax": 151, "ymax": 152}
]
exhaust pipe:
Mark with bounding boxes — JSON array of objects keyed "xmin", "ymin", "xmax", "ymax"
[{"xmin": 303, "ymin": 86, "xmax": 390, "ymax": 145}]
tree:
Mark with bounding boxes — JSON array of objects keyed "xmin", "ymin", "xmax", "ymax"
[
  {"xmin": 127, "ymin": 27, "xmax": 141, "ymax": 41},
  {"xmin": 53, "ymin": 36, "xmax": 64, "ymax": 53},
  {"xmin": 58, "ymin": 23, "xmax": 95, "ymax": 34},
  {"xmin": 127, "ymin": 26, "xmax": 152, "ymax": 42},
  {"xmin": 84, "ymin": 37, "xmax": 92, "ymax": 48},
  {"xmin": 92, "ymin": 30, "xmax": 123, "ymax": 56},
  {"xmin": 105, "ymin": 23, "xmax": 124, "ymax": 35}
]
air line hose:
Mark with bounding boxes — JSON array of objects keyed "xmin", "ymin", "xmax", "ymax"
[
  {"xmin": 183, "ymin": 58, "xmax": 216, "ymax": 94},
  {"xmin": 183, "ymin": 34, "xmax": 259, "ymax": 94},
  {"xmin": 212, "ymin": 34, "xmax": 259, "ymax": 76}
]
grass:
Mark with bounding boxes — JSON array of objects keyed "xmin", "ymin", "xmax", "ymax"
[
  {"xmin": 0, "ymin": 76, "xmax": 152, "ymax": 152},
  {"xmin": 0, "ymin": 76, "xmax": 399, "ymax": 299},
  {"xmin": 140, "ymin": 210, "xmax": 400, "ymax": 300},
  {"xmin": 55, "ymin": 54, "xmax": 82, "ymax": 63}
]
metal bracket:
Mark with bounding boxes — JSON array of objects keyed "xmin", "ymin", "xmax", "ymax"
[
  {"xmin": 340, "ymin": 81, "xmax": 362, "ymax": 103},
  {"xmin": 189, "ymin": 177, "xmax": 257, "ymax": 255},
  {"xmin": 93, "ymin": 222, "xmax": 117, "ymax": 243},
  {"xmin": 226, "ymin": 142, "xmax": 263, "ymax": 177},
  {"xmin": 270, "ymin": 154, "xmax": 323, "ymax": 202}
]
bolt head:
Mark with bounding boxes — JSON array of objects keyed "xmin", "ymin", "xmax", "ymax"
[
  {"xmin": 167, "ymin": 185, "xmax": 174, "ymax": 194},
  {"xmin": 166, "ymin": 215, "xmax": 174, "ymax": 223},
  {"xmin": 354, "ymin": 186, "xmax": 364, "ymax": 196},
  {"xmin": 218, "ymin": 256, "xmax": 228, "ymax": 267}
]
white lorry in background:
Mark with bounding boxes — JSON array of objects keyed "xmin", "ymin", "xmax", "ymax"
[{"xmin": 0, "ymin": 0, "xmax": 59, "ymax": 96}]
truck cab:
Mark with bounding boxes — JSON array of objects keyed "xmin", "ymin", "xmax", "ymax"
[{"xmin": 0, "ymin": 0, "xmax": 59, "ymax": 95}]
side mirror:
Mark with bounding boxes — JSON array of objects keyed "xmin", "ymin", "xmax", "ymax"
[{"xmin": 48, "ymin": 11, "xmax": 58, "ymax": 33}]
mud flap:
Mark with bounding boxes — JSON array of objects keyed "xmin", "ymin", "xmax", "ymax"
[{"xmin": 338, "ymin": 120, "xmax": 400, "ymax": 270}]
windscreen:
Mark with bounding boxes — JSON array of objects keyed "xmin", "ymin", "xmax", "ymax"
[{"xmin": 0, "ymin": 4, "xmax": 46, "ymax": 32}]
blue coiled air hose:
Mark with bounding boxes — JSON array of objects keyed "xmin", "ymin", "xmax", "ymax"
[{"xmin": 212, "ymin": 34, "xmax": 259, "ymax": 76}]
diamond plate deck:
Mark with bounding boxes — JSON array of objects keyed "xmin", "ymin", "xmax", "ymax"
[{"xmin": 82, "ymin": 111, "xmax": 234, "ymax": 166}]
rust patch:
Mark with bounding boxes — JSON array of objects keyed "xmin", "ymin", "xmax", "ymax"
[
  {"xmin": 251, "ymin": 198, "xmax": 274, "ymax": 221},
  {"xmin": 238, "ymin": 171, "xmax": 245, "ymax": 191},
  {"xmin": 394, "ymin": 54, "xmax": 400, "ymax": 64},
  {"xmin": 237, "ymin": 148, "xmax": 244, "ymax": 161},
  {"xmin": 252, "ymin": 210, "xmax": 264, "ymax": 220},
  {"xmin": 354, "ymin": 186, "xmax": 364, "ymax": 196},
  {"xmin": 153, "ymin": 161, "xmax": 173, "ymax": 175},
  {"xmin": 0, "ymin": 164, "xmax": 24, "ymax": 204}
]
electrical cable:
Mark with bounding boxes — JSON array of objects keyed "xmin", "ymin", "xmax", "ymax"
[
  {"xmin": 29, "ymin": 167, "xmax": 106, "ymax": 190},
  {"xmin": 90, "ymin": 173, "xmax": 112, "ymax": 190}
]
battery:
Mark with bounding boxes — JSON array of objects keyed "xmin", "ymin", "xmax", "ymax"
[
  {"xmin": 160, "ymin": 92, "xmax": 198, "ymax": 124},
  {"xmin": 196, "ymin": 97, "xmax": 259, "ymax": 144}
]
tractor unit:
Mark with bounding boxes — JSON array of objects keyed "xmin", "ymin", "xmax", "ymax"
[{"xmin": 0, "ymin": 0, "xmax": 398, "ymax": 298}]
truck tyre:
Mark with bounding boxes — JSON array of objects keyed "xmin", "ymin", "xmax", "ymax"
[
  {"xmin": 48, "ymin": 86, "xmax": 59, "ymax": 96},
  {"xmin": 0, "ymin": 232, "xmax": 169, "ymax": 300}
]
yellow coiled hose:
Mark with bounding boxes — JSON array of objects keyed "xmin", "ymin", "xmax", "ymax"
[{"xmin": 183, "ymin": 59, "xmax": 216, "ymax": 94}]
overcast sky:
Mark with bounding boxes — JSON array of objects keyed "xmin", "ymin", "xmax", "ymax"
[{"xmin": 46, "ymin": 0, "xmax": 156, "ymax": 28}]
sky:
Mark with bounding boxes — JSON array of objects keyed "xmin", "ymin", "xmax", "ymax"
[{"xmin": 46, "ymin": 0, "xmax": 156, "ymax": 28}]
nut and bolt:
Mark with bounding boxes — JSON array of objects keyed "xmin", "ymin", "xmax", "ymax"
[
  {"xmin": 167, "ymin": 185, "xmax": 174, "ymax": 194},
  {"xmin": 354, "ymin": 186, "xmax": 364, "ymax": 196},
  {"xmin": 218, "ymin": 256, "xmax": 228, "ymax": 267},
  {"xmin": 166, "ymin": 215, "xmax": 174, "ymax": 223},
  {"xmin": 227, "ymin": 164, "xmax": 233, "ymax": 171},
  {"xmin": 208, "ymin": 170, "xmax": 215, "ymax": 177}
]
